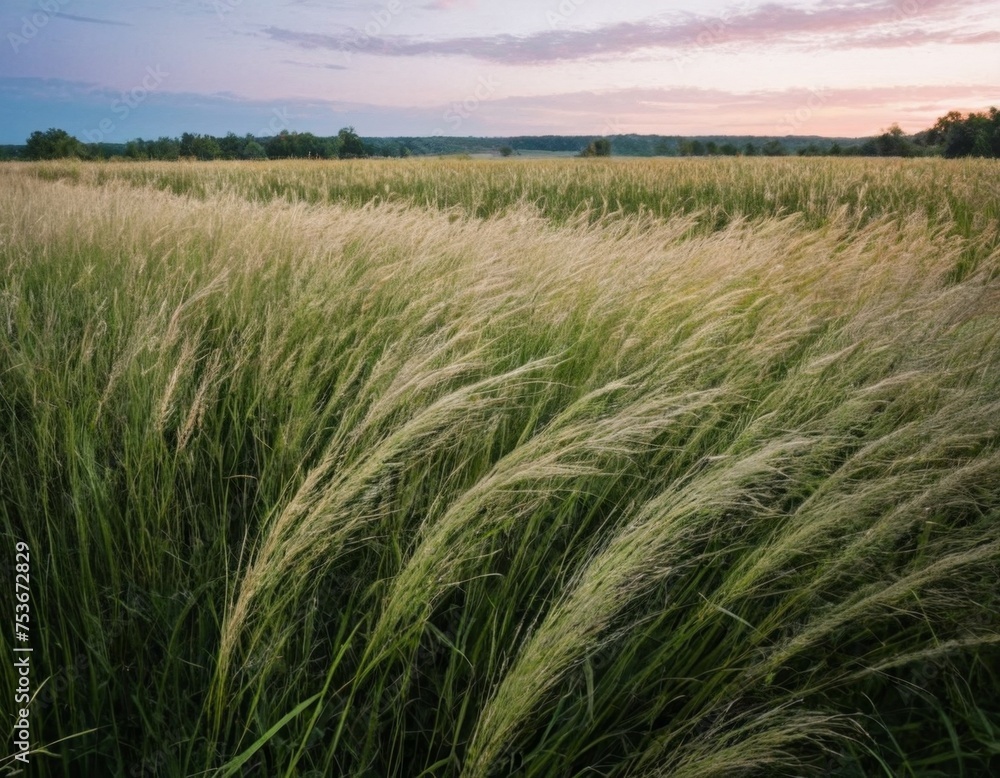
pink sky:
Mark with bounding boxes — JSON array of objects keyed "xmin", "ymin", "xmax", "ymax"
[{"xmin": 1, "ymin": 0, "xmax": 997, "ymax": 140}]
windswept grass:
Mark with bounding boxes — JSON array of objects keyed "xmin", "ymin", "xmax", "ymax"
[
  {"xmin": 1, "ymin": 159, "xmax": 998, "ymax": 777},
  {"xmin": 14, "ymin": 156, "xmax": 1000, "ymax": 227}
]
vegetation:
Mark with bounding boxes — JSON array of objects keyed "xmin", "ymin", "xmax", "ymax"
[
  {"xmin": 926, "ymin": 108, "xmax": 1000, "ymax": 158},
  {"xmin": 1, "ymin": 157, "xmax": 999, "ymax": 777},
  {"xmin": 579, "ymin": 138, "xmax": 612, "ymax": 157},
  {"xmin": 9, "ymin": 108, "xmax": 997, "ymax": 161},
  {"xmin": 19, "ymin": 156, "xmax": 1000, "ymax": 257},
  {"xmin": 23, "ymin": 128, "xmax": 88, "ymax": 160}
]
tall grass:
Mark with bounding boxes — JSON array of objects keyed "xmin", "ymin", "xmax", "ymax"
[
  {"xmin": 17, "ymin": 156, "xmax": 1000, "ymax": 281},
  {"xmin": 1, "ymin": 159, "xmax": 998, "ymax": 776}
]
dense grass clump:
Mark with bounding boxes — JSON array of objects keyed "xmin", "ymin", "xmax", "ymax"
[{"xmin": 1, "ymin": 159, "xmax": 999, "ymax": 776}]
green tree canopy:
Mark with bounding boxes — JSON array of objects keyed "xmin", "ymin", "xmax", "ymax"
[
  {"xmin": 580, "ymin": 138, "xmax": 612, "ymax": 157},
  {"xmin": 337, "ymin": 127, "xmax": 366, "ymax": 159},
  {"xmin": 25, "ymin": 128, "xmax": 86, "ymax": 160},
  {"xmin": 242, "ymin": 139, "xmax": 267, "ymax": 160}
]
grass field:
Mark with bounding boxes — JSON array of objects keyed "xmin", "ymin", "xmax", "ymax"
[{"xmin": 1, "ymin": 157, "xmax": 999, "ymax": 776}]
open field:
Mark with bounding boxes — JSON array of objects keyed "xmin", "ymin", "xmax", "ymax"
[{"xmin": 1, "ymin": 158, "xmax": 999, "ymax": 776}]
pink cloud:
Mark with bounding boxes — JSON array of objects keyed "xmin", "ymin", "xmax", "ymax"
[
  {"xmin": 429, "ymin": 83, "xmax": 999, "ymax": 136},
  {"xmin": 262, "ymin": 0, "xmax": 998, "ymax": 64},
  {"xmin": 422, "ymin": 0, "xmax": 476, "ymax": 10}
]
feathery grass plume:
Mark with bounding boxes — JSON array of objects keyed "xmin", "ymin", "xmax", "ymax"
[
  {"xmin": 1, "ymin": 157, "xmax": 998, "ymax": 777},
  {"xmin": 215, "ymin": 355, "xmax": 555, "ymax": 688},
  {"xmin": 363, "ymin": 380, "xmax": 717, "ymax": 651},
  {"xmin": 462, "ymin": 432, "xmax": 817, "ymax": 776}
]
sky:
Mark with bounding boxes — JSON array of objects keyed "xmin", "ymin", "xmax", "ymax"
[{"xmin": 0, "ymin": 0, "xmax": 997, "ymax": 143}]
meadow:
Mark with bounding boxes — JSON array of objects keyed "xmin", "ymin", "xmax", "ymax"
[{"xmin": 1, "ymin": 157, "xmax": 999, "ymax": 776}]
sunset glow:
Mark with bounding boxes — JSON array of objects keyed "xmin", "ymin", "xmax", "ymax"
[{"xmin": 1, "ymin": 0, "xmax": 996, "ymax": 142}]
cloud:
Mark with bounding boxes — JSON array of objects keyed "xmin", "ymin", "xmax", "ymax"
[
  {"xmin": 834, "ymin": 27, "xmax": 1000, "ymax": 47},
  {"xmin": 55, "ymin": 13, "xmax": 132, "ymax": 27},
  {"xmin": 2, "ymin": 76, "xmax": 995, "ymax": 140},
  {"xmin": 261, "ymin": 0, "xmax": 996, "ymax": 64},
  {"xmin": 425, "ymin": 83, "xmax": 999, "ymax": 135},
  {"xmin": 485, "ymin": 83, "xmax": 998, "ymax": 116},
  {"xmin": 281, "ymin": 59, "xmax": 349, "ymax": 71},
  {"xmin": 422, "ymin": 0, "xmax": 476, "ymax": 9}
]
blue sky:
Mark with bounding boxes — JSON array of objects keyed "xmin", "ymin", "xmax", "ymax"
[{"xmin": 0, "ymin": 0, "xmax": 997, "ymax": 143}]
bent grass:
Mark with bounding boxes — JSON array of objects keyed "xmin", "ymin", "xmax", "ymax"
[{"xmin": 1, "ymin": 159, "xmax": 998, "ymax": 776}]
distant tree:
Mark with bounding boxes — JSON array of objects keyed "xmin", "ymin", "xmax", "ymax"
[
  {"xmin": 991, "ymin": 107, "xmax": 1000, "ymax": 157},
  {"xmin": 190, "ymin": 134, "xmax": 222, "ymax": 161},
  {"xmin": 499, "ymin": 145, "xmax": 514, "ymax": 157},
  {"xmin": 828, "ymin": 142, "xmax": 843, "ymax": 156},
  {"xmin": 338, "ymin": 127, "xmax": 366, "ymax": 159},
  {"xmin": 689, "ymin": 140, "xmax": 706, "ymax": 156},
  {"xmin": 322, "ymin": 136, "xmax": 342, "ymax": 158},
  {"xmin": 242, "ymin": 139, "xmax": 267, "ymax": 160},
  {"xmin": 149, "ymin": 136, "xmax": 180, "ymax": 161},
  {"xmin": 923, "ymin": 108, "xmax": 999, "ymax": 158},
  {"xmin": 944, "ymin": 114, "xmax": 989, "ymax": 158},
  {"xmin": 25, "ymin": 128, "xmax": 86, "ymax": 160},
  {"xmin": 295, "ymin": 132, "xmax": 322, "ymax": 158},
  {"xmin": 363, "ymin": 140, "xmax": 385, "ymax": 157},
  {"xmin": 580, "ymin": 138, "xmax": 612, "ymax": 157},
  {"xmin": 927, "ymin": 111, "xmax": 964, "ymax": 146},
  {"xmin": 761, "ymin": 140, "xmax": 786, "ymax": 156},
  {"xmin": 705, "ymin": 141, "xmax": 719, "ymax": 156},
  {"xmin": 179, "ymin": 132, "xmax": 196, "ymax": 158},
  {"xmin": 373, "ymin": 140, "xmax": 400, "ymax": 158},
  {"xmin": 870, "ymin": 124, "xmax": 917, "ymax": 157},
  {"xmin": 265, "ymin": 130, "xmax": 293, "ymax": 159},
  {"xmin": 720, "ymin": 142, "xmax": 739, "ymax": 156},
  {"xmin": 219, "ymin": 132, "xmax": 243, "ymax": 160},
  {"xmin": 742, "ymin": 142, "xmax": 759, "ymax": 156},
  {"xmin": 124, "ymin": 139, "xmax": 149, "ymax": 160},
  {"xmin": 859, "ymin": 138, "xmax": 878, "ymax": 157}
]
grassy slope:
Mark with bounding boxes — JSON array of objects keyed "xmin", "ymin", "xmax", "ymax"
[{"xmin": 1, "ymin": 159, "xmax": 999, "ymax": 776}]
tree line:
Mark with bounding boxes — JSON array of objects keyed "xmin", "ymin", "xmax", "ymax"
[
  {"xmin": 661, "ymin": 108, "xmax": 999, "ymax": 158},
  {"xmin": 7, "ymin": 108, "xmax": 998, "ymax": 161},
  {"xmin": 17, "ymin": 126, "xmax": 386, "ymax": 162}
]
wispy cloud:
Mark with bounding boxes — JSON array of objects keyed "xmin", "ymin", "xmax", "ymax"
[
  {"xmin": 55, "ymin": 13, "xmax": 132, "ymax": 27},
  {"xmin": 423, "ymin": 0, "xmax": 477, "ymax": 9},
  {"xmin": 2, "ymin": 75, "xmax": 994, "ymax": 140},
  {"xmin": 483, "ymin": 83, "xmax": 998, "ymax": 116},
  {"xmin": 835, "ymin": 27, "xmax": 1000, "ymax": 48},
  {"xmin": 422, "ymin": 82, "xmax": 999, "ymax": 135},
  {"xmin": 281, "ymin": 59, "xmax": 349, "ymax": 71},
  {"xmin": 262, "ymin": 0, "xmax": 996, "ymax": 64}
]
